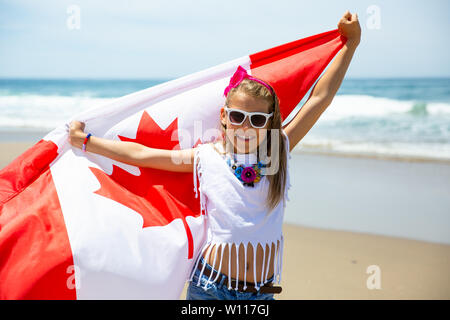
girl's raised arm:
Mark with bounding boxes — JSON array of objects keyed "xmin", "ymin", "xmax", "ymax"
[
  {"xmin": 283, "ymin": 10, "xmax": 361, "ymax": 151},
  {"xmin": 68, "ymin": 120, "xmax": 195, "ymax": 173}
]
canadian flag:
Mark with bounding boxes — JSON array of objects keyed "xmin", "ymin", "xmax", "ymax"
[{"xmin": 0, "ymin": 29, "xmax": 346, "ymax": 299}]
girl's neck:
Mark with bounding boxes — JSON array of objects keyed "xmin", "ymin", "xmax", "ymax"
[
  {"xmin": 233, "ymin": 151, "xmax": 257, "ymax": 165},
  {"xmin": 216, "ymin": 139, "xmax": 259, "ymax": 164},
  {"xmin": 222, "ymin": 143, "xmax": 258, "ymax": 165}
]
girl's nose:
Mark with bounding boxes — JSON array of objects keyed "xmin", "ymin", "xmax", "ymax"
[{"xmin": 241, "ymin": 116, "xmax": 252, "ymax": 129}]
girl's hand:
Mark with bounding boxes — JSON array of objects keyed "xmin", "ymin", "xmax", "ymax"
[
  {"xmin": 337, "ymin": 10, "xmax": 361, "ymax": 47},
  {"xmin": 67, "ymin": 119, "xmax": 195, "ymax": 172},
  {"xmin": 68, "ymin": 120, "xmax": 86, "ymax": 148}
]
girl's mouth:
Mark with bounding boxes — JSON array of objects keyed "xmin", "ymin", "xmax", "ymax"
[{"xmin": 235, "ymin": 134, "xmax": 256, "ymax": 142}]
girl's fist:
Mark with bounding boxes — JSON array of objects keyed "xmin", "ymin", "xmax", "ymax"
[
  {"xmin": 338, "ymin": 10, "xmax": 361, "ymax": 46},
  {"xmin": 68, "ymin": 120, "xmax": 86, "ymax": 147}
]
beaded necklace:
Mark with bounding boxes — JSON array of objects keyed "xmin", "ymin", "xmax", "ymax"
[{"xmin": 225, "ymin": 152, "xmax": 267, "ymax": 187}]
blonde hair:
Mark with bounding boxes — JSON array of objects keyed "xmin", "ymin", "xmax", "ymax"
[{"xmin": 219, "ymin": 78, "xmax": 288, "ymax": 212}]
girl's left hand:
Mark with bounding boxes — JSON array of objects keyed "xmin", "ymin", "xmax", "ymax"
[
  {"xmin": 337, "ymin": 10, "xmax": 361, "ymax": 46},
  {"xmin": 68, "ymin": 120, "xmax": 86, "ymax": 148}
]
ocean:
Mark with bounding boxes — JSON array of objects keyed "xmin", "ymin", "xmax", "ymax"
[{"xmin": 1, "ymin": 77, "xmax": 450, "ymax": 161}]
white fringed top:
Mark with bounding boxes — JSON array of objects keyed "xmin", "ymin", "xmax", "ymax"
[{"xmin": 190, "ymin": 129, "xmax": 291, "ymax": 291}]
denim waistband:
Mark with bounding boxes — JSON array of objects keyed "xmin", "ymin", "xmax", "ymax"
[
  {"xmin": 194, "ymin": 256, "xmax": 274, "ymax": 289},
  {"xmin": 195, "ymin": 256, "xmax": 228, "ymax": 287}
]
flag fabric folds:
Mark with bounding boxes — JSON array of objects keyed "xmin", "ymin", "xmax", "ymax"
[{"xmin": 0, "ymin": 29, "xmax": 346, "ymax": 299}]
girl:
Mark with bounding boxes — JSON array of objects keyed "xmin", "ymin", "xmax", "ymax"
[{"xmin": 69, "ymin": 11, "xmax": 361, "ymax": 300}]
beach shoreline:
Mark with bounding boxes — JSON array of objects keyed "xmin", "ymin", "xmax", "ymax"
[{"xmin": 294, "ymin": 147, "xmax": 450, "ymax": 165}]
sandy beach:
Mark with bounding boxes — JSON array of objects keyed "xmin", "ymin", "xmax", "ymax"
[
  {"xmin": 179, "ymin": 223, "xmax": 450, "ymax": 300},
  {"xmin": 1, "ymin": 141, "xmax": 450, "ymax": 300},
  {"xmin": 278, "ymin": 223, "xmax": 450, "ymax": 299}
]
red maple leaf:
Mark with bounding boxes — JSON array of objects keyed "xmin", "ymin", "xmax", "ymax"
[{"xmin": 89, "ymin": 111, "xmax": 202, "ymax": 259}]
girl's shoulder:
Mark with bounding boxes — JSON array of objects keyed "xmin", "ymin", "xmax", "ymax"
[
  {"xmin": 198, "ymin": 140, "xmax": 225, "ymax": 154},
  {"xmin": 193, "ymin": 140, "xmax": 225, "ymax": 157},
  {"xmin": 211, "ymin": 141, "xmax": 226, "ymax": 155}
]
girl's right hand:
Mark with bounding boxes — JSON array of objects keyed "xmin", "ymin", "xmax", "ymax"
[
  {"xmin": 68, "ymin": 120, "xmax": 86, "ymax": 148},
  {"xmin": 337, "ymin": 10, "xmax": 361, "ymax": 47}
]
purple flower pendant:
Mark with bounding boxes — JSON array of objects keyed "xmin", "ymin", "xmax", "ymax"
[
  {"xmin": 241, "ymin": 166, "xmax": 257, "ymax": 184},
  {"xmin": 226, "ymin": 156, "xmax": 264, "ymax": 187}
]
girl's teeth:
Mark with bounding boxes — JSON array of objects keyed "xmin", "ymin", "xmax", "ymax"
[{"xmin": 236, "ymin": 135, "xmax": 255, "ymax": 141}]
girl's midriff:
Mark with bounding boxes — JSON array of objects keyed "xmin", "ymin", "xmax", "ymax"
[{"xmin": 202, "ymin": 240, "xmax": 280, "ymax": 285}]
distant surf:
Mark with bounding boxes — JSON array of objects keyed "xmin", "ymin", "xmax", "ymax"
[{"xmin": 1, "ymin": 78, "xmax": 449, "ymax": 161}]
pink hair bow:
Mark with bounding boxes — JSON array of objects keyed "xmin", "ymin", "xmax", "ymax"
[{"xmin": 223, "ymin": 65, "xmax": 274, "ymax": 97}]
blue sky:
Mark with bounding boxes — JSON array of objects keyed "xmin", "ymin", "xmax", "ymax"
[{"xmin": 0, "ymin": 0, "xmax": 449, "ymax": 79}]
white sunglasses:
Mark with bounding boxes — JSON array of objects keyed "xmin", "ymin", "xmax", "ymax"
[{"xmin": 224, "ymin": 106, "xmax": 273, "ymax": 129}]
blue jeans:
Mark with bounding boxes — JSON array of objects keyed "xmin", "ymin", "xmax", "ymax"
[{"xmin": 186, "ymin": 257, "xmax": 275, "ymax": 300}]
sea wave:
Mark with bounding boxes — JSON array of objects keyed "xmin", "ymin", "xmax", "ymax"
[
  {"xmin": 2, "ymin": 93, "xmax": 450, "ymax": 128},
  {"xmin": 1, "ymin": 93, "xmax": 450, "ymax": 160},
  {"xmin": 0, "ymin": 94, "xmax": 114, "ymax": 129},
  {"xmin": 319, "ymin": 95, "xmax": 450, "ymax": 121}
]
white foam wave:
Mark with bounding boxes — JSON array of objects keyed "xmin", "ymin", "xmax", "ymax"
[
  {"xmin": 1, "ymin": 94, "xmax": 449, "ymax": 130},
  {"xmin": 320, "ymin": 95, "xmax": 450, "ymax": 121},
  {"xmin": 0, "ymin": 94, "xmax": 114, "ymax": 130}
]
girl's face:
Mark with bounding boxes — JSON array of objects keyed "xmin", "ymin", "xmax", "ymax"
[{"xmin": 220, "ymin": 91, "xmax": 272, "ymax": 154}]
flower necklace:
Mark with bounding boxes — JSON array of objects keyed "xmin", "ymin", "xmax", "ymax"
[{"xmin": 225, "ymin": 152, "xmax": 266, "ymax": 187}]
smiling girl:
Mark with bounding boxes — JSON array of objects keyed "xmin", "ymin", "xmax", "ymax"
[{"xmin": 68, "ymin": 11, "xmax": 361, "ymax": 300}]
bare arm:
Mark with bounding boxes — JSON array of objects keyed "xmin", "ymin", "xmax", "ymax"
[
  {"xmin": 68, "ymin": 121, "xmax": 195, "ymax": 173},
  {"xmin": 284, "ymin": 11, "xmax": 361, "ymax": 150}
]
